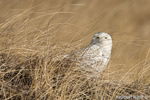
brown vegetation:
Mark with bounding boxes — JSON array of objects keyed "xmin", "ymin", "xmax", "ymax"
[{"xmin": 0, "ymin": 0, "xmax": 150, "ymax": 99}]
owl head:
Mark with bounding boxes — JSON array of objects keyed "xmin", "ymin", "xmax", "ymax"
[{"xmin": 91, "ymin": 32, "xmax": 112, "ymax": 49}]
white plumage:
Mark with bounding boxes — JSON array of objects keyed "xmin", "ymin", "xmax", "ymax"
[{"xmin": 75, "ymin": 32, "xmax": 112, "ymax": 73}]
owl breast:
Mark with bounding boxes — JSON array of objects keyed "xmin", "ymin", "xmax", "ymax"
[{"xmin": 77, "ymin": 45, "xmax": 111, "ymax": 72}]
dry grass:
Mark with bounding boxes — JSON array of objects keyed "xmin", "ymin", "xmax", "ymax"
[{"xmin": 0, "ymin": 0, "xmax": 150, "ymax": 100}]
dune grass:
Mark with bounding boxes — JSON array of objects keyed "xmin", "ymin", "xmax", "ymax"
[{"xmin": 0, "ymin": 0, "xmax": 150, "ymax": 99}]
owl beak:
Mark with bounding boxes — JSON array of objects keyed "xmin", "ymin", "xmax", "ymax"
[{"xmin": 96, "ymin": 36, "xmax": 100, "ymax": 39}]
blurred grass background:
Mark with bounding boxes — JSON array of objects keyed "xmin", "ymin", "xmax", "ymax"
[{"xmin": 0, "ymin": 0, "xmax": 150, "ymax": 99}]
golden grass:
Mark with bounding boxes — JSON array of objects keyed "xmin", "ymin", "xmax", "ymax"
[{"xmin": 0, "ymin": 0, "xmax": 150, "ymax": 99}]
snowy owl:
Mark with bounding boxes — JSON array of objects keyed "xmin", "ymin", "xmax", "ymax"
[{"xmin": 75, "ymin": 32, "xmax": 112, "ymax": 74}]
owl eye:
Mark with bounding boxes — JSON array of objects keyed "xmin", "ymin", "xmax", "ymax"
[{"xmin": 105, "ymin": 37, "xmax": 108, "ymax": 39}]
